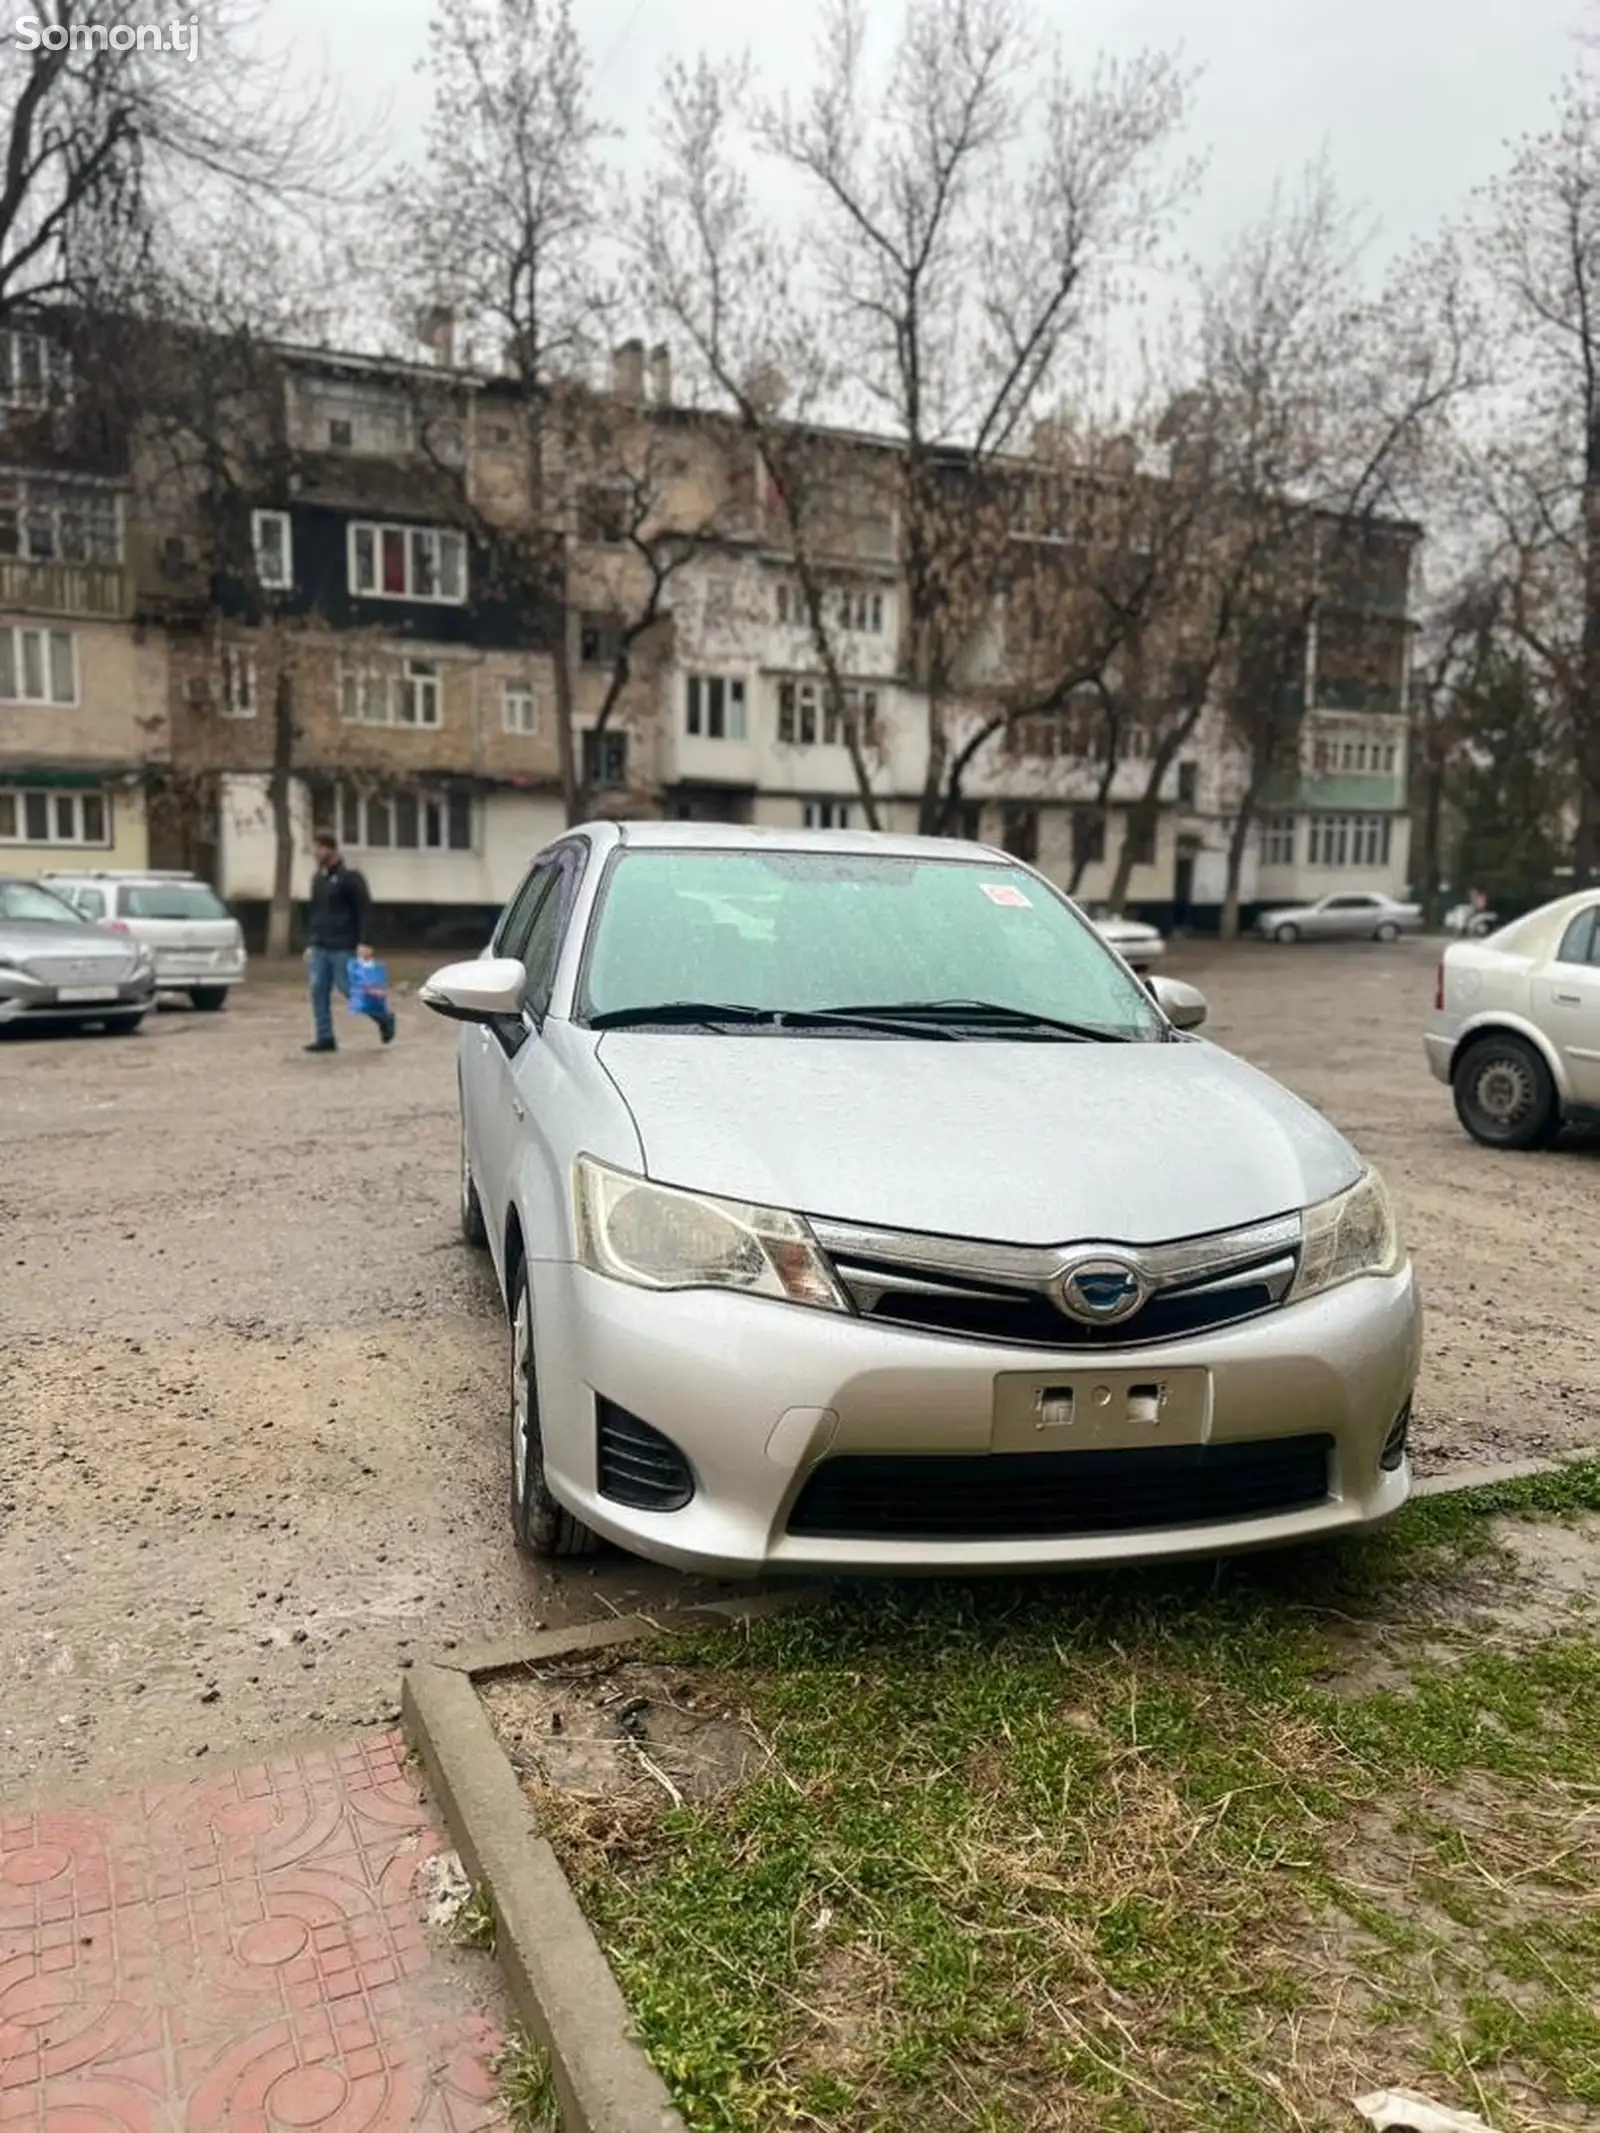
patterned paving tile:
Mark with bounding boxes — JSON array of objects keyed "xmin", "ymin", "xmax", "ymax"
[{"xmin": 0, "ymin": 1735, "xmax": 504, "ymax": 2132}]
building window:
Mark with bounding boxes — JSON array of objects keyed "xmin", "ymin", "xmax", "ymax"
[
  {"xmin": 219, "ymin": 645, "xmax": 256, "ymax": 718},
  {"xmin": 0, "ymin": 786, "xmax": 109, "ymax": 846},
  {"xmin": 1124, "ymin": 811, "xmax": 1156, "ymax": 867},
  {"xmin": 348, "ymin": 521, "xmax": 467, "ymax": 604},
  {"xmin": 0, "ymin": 328, "xmax": 70, "ymax": 406},
  {"xmin": 251, "ymin": 510, "xmax": 292, "ymax": 590},
  {"xmin": 777, "ymin": 678, "xmax": 878, "ymax": 745},
  {"xmin": 328, "ymin": 418, "xmax": 354, "ymax": 449},
  {"xmin": 339, "ymin": 658, "xmax": 443, "ymax": 728},
  {"xmin": 503, "ymin": 680, "xmax": 539, "ymax": 735},
  {"xmin": 775, "ymin": 580, "xmax": 794, "ymax": 624},
  {"xmin": 1001, "ymin": 805, "xmax": 1039, "ymax": 864},
  {"xmin": 335, "ymin": 785, "xmax": 472, "ymax": 852},
  {"xmin": 685, "ymin": 673, "xmax": 747, "ymax": 740},
  {"xmin": 1176, "ymin": 760, "xmax": 1198, "ymax": 808},
  {"xmin": 583, "ymin": 728, "xmax": 628, "ymax": 788},
  {"xmin": 1072, "ymin": 808, "xmax": 1107, "ymax": 869},
  {"xmin": 837, "ymin": 587, "xmax": 886, "ymax": 633},
  {"xmin": 0, "ymin": 625, "xmax": 75, "ymax": 704},
  {"xmin": 0, "ymin": 478, "xmax": 121, "ymax": 565},
  {"xmin": 1307, "ymin": 814, "xmax": 1392, "ymax": 867},
  {"xmin": 803, "ymin": 800, "xmax": 851, "ymax": 829},
  {"xmin": 579, "ymin": 613, "xmax": 625, "ymax": 667},
  {"xmin": 1259, "ymin": 814, "xmax": 1297, "ymax": 866}
]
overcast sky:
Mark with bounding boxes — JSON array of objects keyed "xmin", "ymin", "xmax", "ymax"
[{"xmin": 277, "ymin": 0, "xmax": 1588, "ymax": 274}]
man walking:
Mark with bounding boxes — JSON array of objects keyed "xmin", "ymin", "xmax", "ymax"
[{"xmin": 303, "ymin": 828, "xmax": 395, "ymax": 1052}]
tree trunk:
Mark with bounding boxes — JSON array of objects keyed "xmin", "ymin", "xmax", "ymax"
[
  {"xmin": 1219, "ymin": 804, "xmax": 1255, "ymax": 941},
  {"xmin": 1576, "ymin": 456, "xmax": 1600, "ymax": 884},
  {"xmin": 1105, "ymin": 710, "xmax": 1202, "ymax": 912},
  {"xmin": 916, "ymin": 678, "xmax": 949, "ymax": 835},
  {"xmin": 551, "ymin": 590, "xmax": 582, "ymax": 825},
  {"xmin": 265, "ymin": 662, "xmax": 296, "ymax": 958}
]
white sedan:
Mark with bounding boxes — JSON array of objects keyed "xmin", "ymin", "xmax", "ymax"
[
  {"xmin": 1083, "ymin": 904, "xmax": 1165, "ymax": 970},
  {"xmin": 1425, "ymin": 889, "xmax": 1600, "ymax": 1148}
]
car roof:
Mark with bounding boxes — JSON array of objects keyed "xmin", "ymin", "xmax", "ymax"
[{"xmin": 599, "ymin": 821, "xmax": 1010, "ymax": 863}]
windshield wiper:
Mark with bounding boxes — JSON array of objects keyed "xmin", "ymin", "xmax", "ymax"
[
  {"xmin": 820, "ymin": 998, "xmax": 1139, "ymax": 1042},
  {"xmin": 589, "ymin": 1000, "xmax": 962, "ymax": 1038}
]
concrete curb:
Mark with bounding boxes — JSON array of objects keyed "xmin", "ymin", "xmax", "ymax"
[
  {"xmin": 402, "ymin": 1590, "xmax": 823, "ymax": 2133},
  {"xmin": 1412, "ymin": 1455, "xmax": 1581, "ymax": 1497}
]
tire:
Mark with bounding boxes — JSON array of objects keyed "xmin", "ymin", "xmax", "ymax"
[
  {"xmin": 459, "ymin": 1118, "xmax": 488, "ymax": 1250},
  {"xmin": 1274, "ymin": 923, "xmax": 1299, "ymax": 944},
  {"xmin": 508, "ymin": 1259, "xmax": 600, "ymax": 1560},
  {"xmin": 1374, "ymin": 922, "xmax": 1399, "ymax": 943},
  {"xmin": 1453, "ymin": 1034, "xmax": 1560, "ymax": 1151},
  {"xmin": 188, "ymin": 986, "xmax": 229, "ymax": 1011},
  {"xmin": 97, "ymin": 1012, "xmax": 145, "ymax": 1035}
]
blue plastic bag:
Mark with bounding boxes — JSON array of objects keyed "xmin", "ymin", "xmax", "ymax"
[{"xmin": 347, "ymin": 955, "xmax": 389, "ymax": 1019}]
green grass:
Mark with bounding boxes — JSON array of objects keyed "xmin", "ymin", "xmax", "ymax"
[
  {"xmin": 455, "ymin": 1881, "xmax": 497, "ymax": 1955},
  {"xmin": 521, "ymin": 1464, "xmax": 1600, "ymax": 2133},
  {"xmin": 498, "ymin": 2027, "xmax": 560, "ymax": 2132}
]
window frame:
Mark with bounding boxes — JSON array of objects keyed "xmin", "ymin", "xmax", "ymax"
[
  {"xmin": 502, "ymin": 679, "xmax": 539, "ymax": 736},
  {"xmin": 251, "ymin": 509, "xmax": 293, "ymax": 590},
  {"xmin": 218, "ymin": 643, "xmax": 257, "ymax": 719},
  {"xmin": 346, "ymin": 519, "xmax": 468, "ymax": 606},
  {"xmin": 335, "ymin": 783, "xmax": 473, "ymax": 854},
  {"xmin": 0, "ymin": 784, "xmax": 110, "ymax": 847},
  {"xmin": 684, "ymin": 672, "xmax": 748, "ymax": 742},
  {"xmin": 0, "ymin": 623, "xmax": 77, "ymax": 705}
]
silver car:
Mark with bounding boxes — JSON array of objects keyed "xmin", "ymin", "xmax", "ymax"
[
  {"xmin": 1425, "ymin": 889, "xmax": 1600, "ymax": 1148},
  {"xmin": 1256, "ymin": 892, "xmax": 1422, "ymax": 944},
  {"xmin": 0, "ymin": 875, "xmax": 158, "ymax": 1032},
  {"xmin": 424, "ymin": 824, "xmax": 1420, "ymax": 1578},
  {"xmin": 44, "ymin": 869, "xmax": 248, "ymax": 1010},
  {"xmin": 1084, "ymin": 903, "xmax": 1165, "ymax": 971}
]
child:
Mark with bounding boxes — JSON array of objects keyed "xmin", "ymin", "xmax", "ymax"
[{"xmin": 346, "ymin": 946, "xmax": 397, "ymax": 1044}]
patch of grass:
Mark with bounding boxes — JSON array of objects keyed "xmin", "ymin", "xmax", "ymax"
[
  {"xmin": 521, "ymin": 1472, "xmax": 1600, "ymax": 2133},
  {"xmin": 455, "ymin": 1881, "xmax": 497, "ymax": 1955},
  {"xmin": 498, "ymin": 2026, "xmax": 560, "ymax": 2132}
]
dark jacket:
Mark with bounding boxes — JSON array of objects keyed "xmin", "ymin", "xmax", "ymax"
[{"xmin": 306, "ymin": 859, "xmax": 371, "ymax": 952}]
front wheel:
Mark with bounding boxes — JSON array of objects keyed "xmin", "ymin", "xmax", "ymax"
[
  {"xmin": 1374, "ymin": 922, "xmax": 1399, "ymax": 943},
  {"xmin": 1274, "ymin": 923, "xmax": 1299, "ymax": 944},
  {"xmin": 509, "ymin": 1261, "xmax": 600, "ymax": 1560},
  {"xmin": 188, "ymin": 986, "xmax": 229, "ymax": 1011},
  {"xmin": 1453, "ymin": 1034, "xmax": 1559, "ymax": 1151}
]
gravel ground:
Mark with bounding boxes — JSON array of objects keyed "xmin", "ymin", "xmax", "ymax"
[{"xmin": 2, "ymin": 936, "xmax": 1596, "ymax": 1800}]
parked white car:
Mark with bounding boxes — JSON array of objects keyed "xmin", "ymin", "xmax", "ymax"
[
  {"xmin": 1256, "ymin": 892, "xmax": 1423, "ymax": 944},
  {"xmin": 44, "ymin": 870, "xmax": 247, "ymax": 1010},
  {"xmin": 421, "ymin": 822, "xmax": 1419, "ymax": 1580},
  {"xmin": 1425, "ymin": 889, "xmax": 1600, "ymax": 1148},
  {"xmin": 1084, "ymin": 903, "xmax": 1165, "ymax": 970}
]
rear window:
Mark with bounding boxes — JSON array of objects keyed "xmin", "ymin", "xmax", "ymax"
[{"xmin": 119, "ymin": 883, "xmax": 229, "ymax": 920}]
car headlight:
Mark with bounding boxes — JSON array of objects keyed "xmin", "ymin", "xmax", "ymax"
[
  {"xmin": 573, "ymin": 1156, "xmax": 847, "ymax": 1310},
  {"xmin": 1289, "ymin": 1168, "xmax": 1403, "ymax": 1303}
]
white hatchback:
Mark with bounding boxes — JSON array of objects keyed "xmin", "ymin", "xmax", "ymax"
[{"xmin": 44, "ymin": 870, "xmax": 247, "ymax": 1010}]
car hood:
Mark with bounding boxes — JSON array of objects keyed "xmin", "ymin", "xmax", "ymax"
[
  {"xmin": 0, "ymin": 917, "xmax": 139, "ymax": 960},
  {"xmin": 595, "ymin": 1034, "xmax": 1362, "ymax": 1244}
]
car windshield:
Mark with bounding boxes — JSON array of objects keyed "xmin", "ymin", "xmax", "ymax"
[
  {"xmin": 0, "ymin": 879, "xmax": 83, "ymax": 924},
  {"xmin": 580, "ymin": 848, "xmax": 1163, "ymax": 1039},
  {"xmin": 121, "ymin": 883, "xmax": 228, "ymax": 920}
]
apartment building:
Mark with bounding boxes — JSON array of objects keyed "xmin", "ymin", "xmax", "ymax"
[
  {"xmin": 0, "ymin": 319, "xmax": 166, "ymax": 880},
  {"xmin": 0, "ymin": 317, "xmax": 1421, "ymax": 936}
]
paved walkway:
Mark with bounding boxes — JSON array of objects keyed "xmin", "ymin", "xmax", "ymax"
[{"xmin": 0, "ymin": 1732, "xmax": 504, "ymax": 2133}]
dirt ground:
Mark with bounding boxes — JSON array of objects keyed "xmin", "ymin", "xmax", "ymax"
[{"xmin": 2, "ymin": 936, "xmax": 1596, "ymax": 1801}]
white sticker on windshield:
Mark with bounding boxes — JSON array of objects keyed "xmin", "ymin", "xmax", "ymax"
[{"xmin": 982, "ymin": 883, "xmax": 1032, "ymax": 908}]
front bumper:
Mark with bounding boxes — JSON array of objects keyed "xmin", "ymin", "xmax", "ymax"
[
  {"xmin": 153, "ymin": 952, "xmax": 247, "ymax": 989},
  {"xmin": 0, "ymin": 971, "xmax": 157, "ymax": 1024},
  {"xmin": 530, "ymin": 1261, "xmax": 1423, "ymax": 1576}
]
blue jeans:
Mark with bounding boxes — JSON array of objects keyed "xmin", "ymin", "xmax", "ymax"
[{"xmin": 307, "ymin": 946, "xmax": 351, "ymax": 1044}]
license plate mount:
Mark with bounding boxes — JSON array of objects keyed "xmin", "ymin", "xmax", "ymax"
[
  {"xmin": 991, "ymin": 1365, "xmax": 1210, "ymax": 1452},
  {"xmin": 57, "ymin": 985, "xmax": 119, "ymax": 1004}
]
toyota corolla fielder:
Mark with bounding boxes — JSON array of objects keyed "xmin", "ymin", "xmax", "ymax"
[{"xmin": 422, "ymin": 824, "xmax": 1421, "ymax": 1578}]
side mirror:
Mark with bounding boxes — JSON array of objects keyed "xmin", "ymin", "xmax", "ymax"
[
  {"xmin": 1149, "ymin": 975, "xmax": 1207, "ymax": 1032},
  {"xmin": 420, "ymin": 955, "xmax": 527, "ymax": 1025}
]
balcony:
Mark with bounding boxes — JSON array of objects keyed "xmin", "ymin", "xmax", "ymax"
[{"xmin": 0, "ymin": 556, "xmax": 133, "ymax": 619}]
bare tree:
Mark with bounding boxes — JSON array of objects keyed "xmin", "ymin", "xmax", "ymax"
[
  {"xmin": 1474, "ymin": 55, "xmax": 1600, "ymax": 881},
  {"xmin": 643, "ymin": 1, "xmax": 1194, "ymax": 834},
  {"xmin": 0, "ymin": 0, "xmax": 351, "ymax": 325}
]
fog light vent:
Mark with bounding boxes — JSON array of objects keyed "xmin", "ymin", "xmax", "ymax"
[
  {"xmin": 596, "ymin": 1400, "xmax": 695, "ymax": 1511},
  {"xmin": 1380, "ymin": 1399, "xmax": 1412, "ymax": 1472}
]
